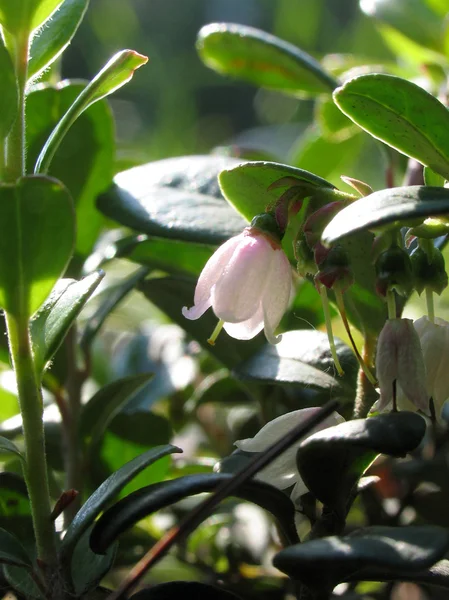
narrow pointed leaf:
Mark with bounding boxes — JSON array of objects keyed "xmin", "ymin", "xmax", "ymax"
[
  {"xmin": 28, "ymin": 0, "xmax": 90, "ymax": 80},
  {"xmin": 0, "ymin": 37, "xmax": 17, "ymax": 138},
  {"xmin": 35, "ymin": 49, "xmax": 148, "ymax": 174},
  {"xmin": 322, "ymin": 186, "xmax": 449, "ymax": 245},
  {"xmin": 0, "ymin": 0, "xmax": 62, "ymax": 34},
  {"xmin": 0, "ymin": 176, "xmax": 75, "ymax": 319},
  {"xmin": 97, "ymin": 156, "xmax": 247, "ymax": 246},
  {"xmin": 61, "ymin": 444, "xmax": 182, "ymax": 560},
  {"xmin": 90, "ymin": 473, "xmax": 298, "ymax": 554},
  {"xmin": 273, "ymin": 525, "xmax": 449, "ymax": 590},
  {"xmin": 334, "ymin": 74, "xmax": 449, "ymax": 180},
  {"xmin": 71, "ymin": 527, "xmax": 117, "ymax": 596},
  {"xmin": 197, "ymin": 23, "xmax": 337, "ymax": 96},
  {"xmin": 0, "ymin": 527, "xmax": 31, "ymax": 567},
  {"xmin": 79, "ymin": 373, "xmax": 154, "ymax": 446},
  {"xmin": 31, "ymin": 271, "xmax": 104, "ymax": 374},
  {"xmin": 0, "ymin": 436, "xmax": 24, "ymax": 462}
]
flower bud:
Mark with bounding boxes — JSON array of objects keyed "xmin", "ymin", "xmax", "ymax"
[
  {"xmin": 375, "ymin": 246, "xmax": 414, "ymax": 297},
  {"xmin": 411, "ymin": 247, "xmax": 448, "ymax": 295},
  {"xmin": 314, "ymin": 244, "xmax": 353, "ymax": 291}
]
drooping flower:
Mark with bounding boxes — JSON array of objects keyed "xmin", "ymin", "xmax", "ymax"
[
  {"xmin": 374, "ymin": 318, "xmax": 429, "ymax": 414},
  {"xmin": 413, "ymin": 316, "xmax": 449, "ymax": 417},
  {"xmin": 182, "ymin": 214, "xmax": 292, "ymax": 344},
  {"xmin": 234, "ymin": 407, "xmax": 344, "ymax": 505}
]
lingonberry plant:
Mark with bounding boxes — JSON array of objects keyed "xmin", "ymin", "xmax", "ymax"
[{"xmin": 1, "ymin": 1, "xmax": 449, "ymax": 600}]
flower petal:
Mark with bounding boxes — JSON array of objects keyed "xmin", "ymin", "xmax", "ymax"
[
  {"xmin": 261, "ymin": 248, "xmax": 292, "ymax": 343},
  {"xmin": 213, "ymin": 233, "xmax": 274, "ymax": 322},
  {"xmin": 397, "ymin": 321, "xmax": 429, "ymax": 414},
  {"xmin": 223, "ymin": 304, "xmax": 264, "ymax": 340}
]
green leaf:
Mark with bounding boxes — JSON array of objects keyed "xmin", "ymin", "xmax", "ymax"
[
  {"xmin": 35, "ymin": 49, "xmax": 147, "ymax": 174},
  {"xmin": 0, "ymin": 437, "xmax": 24, "ymax": 462},
  {"xmin": 273, "ymin": 525, "xmax": 449, "ymax": 591},
  {"xmin": 0, "ymin": 176, "xmax": 75, "ymax": 319},
  {"xmin": 138, "ymin": 276, "xmax": 265, "ymax": 369},
  {"xmin": 90, "ymin": 473, "xmax": 299, "ymax": 554},
  {"xmin": 28, "ymin": 0, "xmax": 89, "ymax": 80},
  {"xmin": 197, "ymin": 23, "xmax": 337, "ymax": 96},
  {"xmin": 129, "ymin": 582, "xmax": 243, "ymax": 600},
  {"xmin": 4, "ymin": 564, "xmax": 45, "ymax": 600},
  {"xmin": 316, "ymin": 96, "xmax": 358, "ymax": 142},
  {"xmin": 360, "ymin": 0, "xmax": 444, "ymax": 53},
  {"xmin": 26, "ymin": 82, "xmax": 115, "ymax": 256},
  {"xmin": 0, "ymin": 37, "xmax": 17, "ymax": 139},
  {"xmin": 71, "ymin": 526, "xmax": 117, "ymax": 596},
  {"xmin": 334, "ymin": 74, "xmax": 449, "ymax": 180},
  {"xmin": 60, "ymin": 444, "xmax": 181, "ymax": 561},
  {"xmin": 0, "ymin": 0, "xmax": 62, "ymax": 35},
  {"xmin": 233, "ymin": 330, "xmax": 357, "ymax": 404},
  {"xmin": 31, "ymin": 272, "xmax": 103, "ymax": 374},
  {"xmin": 296, "ymin": 412, "xmax": 426, "ymax": 516},
  {"xmin": 0, "ymin": 526, "xmax": 31, "ymax": 567},
  {"xmin": 322, "ymin": 186, "xmax": 449, "ymax": 245},
  {"xmin": 79, "ymin": 373, "xmax": 154, "ymax": 446},
  {"xmin": 80, "ymin": 267, "xmax": 149, "ymax": 352},
  {"xmin": 97, "ymin": 156, "xmax": 247, "ymax": 246},
  {"xmin": 219, "ymin": 160, "xmax": 336, "ymax": 224},
  {"xmin": 424, "ymin": 166, "xmax": 445, "ymax": 187}
]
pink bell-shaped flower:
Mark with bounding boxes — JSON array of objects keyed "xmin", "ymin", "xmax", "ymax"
[
  {"xmin": 413, "ymin": 316, "xmax": 449, "ymax": 416},
  {"xmin": 182, "ymin": 214, "xmax": 292, "ymax": 344},
  {"xmin": 375, "ymin": 318, "xmax": 429, "ymax": 414}
]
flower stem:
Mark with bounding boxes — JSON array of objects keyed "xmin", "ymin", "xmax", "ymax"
[
  {"xmin": 334, "ymin": 286, "xmax": 377, "ymax": 386},
  {"xmin": 386, "ymin": 290, "xmax": 396, "ymax": 320},
  {"xmin": 5, "ymin": 313, "xmax": 58, "ymax": 566},
  {"xmin": 208, "ymin": 319, "xmax": 225, "ymax": 346},
  {"xmin": 426, "ymin": 287, "xmax": 435, "ymax": 323},
  {"xmin": 318, "ymin": 284, "xmax": 344, "ymax": 377}
]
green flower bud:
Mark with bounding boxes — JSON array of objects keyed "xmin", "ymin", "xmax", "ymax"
[
  {"xmin": 375, "ymin": 246, "xmax": 414, "ymax": 297},
  {"xmin": 250, "ymin": 212, "xmax": 283, "ymax": 243},
  {"xmin": 411, "ymin": 247, "xmax": 448, "ymax": 295}
]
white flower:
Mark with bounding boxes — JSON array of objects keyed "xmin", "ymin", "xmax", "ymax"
[
  {"xmin": 234, "ymin": 407, "xmax": 344, "ymax": 505},
  {"xmin": 374, "ymin": 318, "xmax": 429, "ymax": 414},
  {"xmin": 413, "ymin": 316, "xmax": 449, "ymax": 416},
  {"xmin": 182, "ymin": 227, "xmax": 292, "ymax": 344}
]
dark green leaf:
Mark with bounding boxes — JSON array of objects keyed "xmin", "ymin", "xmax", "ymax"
[
  {"xmin": 273, "ymin": 525, "xmax": 449, "ymax": 590},
  {"xmin": 0, "ymin": 437, "xmax": 24, "ymax": 462},
  {"xmin": 60, "ymin": 445, "xmax": 181, "ymax": 560},
  {"xmin": 0, "ymin": 37, "xmax": 17, "ymax": 139},
  {"xmin": 233, "ymin": 330, "xmax": 357, "ymax": 404},
  {"xmin": 197, "ymin": 23, "xmax": 337, "ymax": 96},
  {"xmin": 0, "ymin": 0, "xmax": 61, "ymax": 34},
  {"xmin": 346, "ymin": 558, "xmax": 449, "ymax": 589},
  {"xmin": 35, "ymin": 50, "xmax": 147, "ymax": 174},
  {"xmin": 71, "ymin": 526, "xmax": 117, "ymax": 596},
  {"xmin": 80, "ymin": 267, "xmax": 149, "ymax": 351},
  {"xmin": 219, "ymin": 160, "xmax": 336, "ymax": 224},
  {"xmin": 31, "ymin": 271, "xmax": 104, "ymax": 374},
  {"xmin": 26, "ymin": 82, "xmax": 115, "ymax": 256},
  {"xmin": 296, "ymin": 412, "xmax": 426, "ymax": 515},
  {"xmin": 79, "ymin": 373, "xmax": 154, "ymax": 446},
  {"xmin": 0, "ymin": 527, "xmax": 32, "ymax": 567},
  {"xmin": 138, "ymin": 276, "xmax": 265, "ymax": 369},
  {"xmin": 0, "ymin": 176, "xmax": 75, "ymax": 319},
  {"xmin": 360, "ymin": 0, "xmax": 444, "ymax": 53},
  {"xmin": 334, "ymin": 74, "xmax": 449, "ymax": 180},
  {"xmin": 4, "ymin": 564, "xmax": 44, "ymax": 600},
  {"xmin": 129, "ymin": 581, "xmax": 243, "ymax": 600},
  {"xmin": 28, "ymin": 0, "xmax": 89, "ymax": 79},
  {"xmin": 322, "ymin": 186, "xmax": 449, "ymax": 245},
  {"xmin": 90, "ymin": 473, "xmax": 298, "ymax": 554},
  {"xmin": 97, "ymin": 156, "xmax": 247, "ymax": 246}
]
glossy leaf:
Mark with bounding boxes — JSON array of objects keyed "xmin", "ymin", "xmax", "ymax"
[
  {"xmin": 197, "ymin": 23, "xmax": 337, "ymax": 96},
  {"xmin": 60, "ymin": 445, "xmax": 181, "ymax": 560},
  {"xmin": 71, "ymin": 527, "xmax": 117, "ymax": 596},
  {"xmin": 79, "ymin": 373, "xmax": 154, "ymax": 446},
  {"xmin": 0, "ymin": 176, "xmax": 75, "ymax": 319},
  {"xmin": 97, "ymin": 156, "xmax": 247, "ymax": 246},
  {"xmin": 322, "ymin": 186, "xmax": 449, "ymax": 245},
  {"xmin": 273, "ymin": 525, "xmax": 449, "ymax": 590},
  {"xmin": 424, "ymin": 166, "xmax": 445, "ymax": 187},
  {"xmin": 28, "ymin": 0, "xmax": 89, "ymax": 80},
  {"xmin": 26, "ymin": 82, "xmax": 114, "ymax": 256},
  {"xmin": 234, "ymin": 330, "xmax": 358, "ymax": 404},
  {"xmin": 346, "ymin": 559, "xmax": 449, "ymax": 589},
  {"xmin": 219, "ymin": 160, "xmax": 336, "ymax": 224},
  {"xmin": 0, "ymin": 437, "xmax": 24, "ymax": 463},
  {"xmin": 31, "ymin": 272, "xmax": 103, "ymax": 374},
  {"xmin": 80, "ymin": 267, "xmax": 150, "ymax": 352},
  {"xmin": 0, "ymin": 0, "xmax": 62, "ymax": 34},
  {"xmin": 0, "ymin": 527, "xmax": 31, "ymax": 567},
  {"xmin": 4, "ymin": 564, "xmax": 44, "ymax": 600},
  {"xmin": 129, "ymin": 582, "xmax": 243, "ymax": 600},
  {"xmin": 296, "ymin": 412, "xmax": 426, "ymax": 515},
  {"xmin": 138, "ymin": 276, "xmax": 265, "ymax": 369},
  {"xmin": 90, "ymin": 473, "xmax": 299, "ymax": 554},
  {"xmin": 35, "ymin": 50, "xmax": 148, "ymax": 174},
  {"xmin": 360, "ymin": 0, "xmax": 444, "ymax": 53},
  {"xmin": 316, "ymin": 96, "xmax": 358, "ymax": 142},
  {"xmin": 334, "ymin": 74, "xmax": 449, "ymax": 180},
  {"xmin": 0, "ymin": 37, "xmax": 17, "ymax": 139}
]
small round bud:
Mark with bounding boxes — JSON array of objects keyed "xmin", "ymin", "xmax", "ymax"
[
  {"xmin": 250, "ymin": 212, "xmax": 283, "ymax": 242},
  {"xmin": 411, "ymin": 247, "xmax": 448, "ymax": 295},
  {"xmin": 375, "ymin": 246, "xmax": 414, "ymax": 297},
  {"xmin": 315, "ymin": 244, "xmax": 353, "ymax": 291}
]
